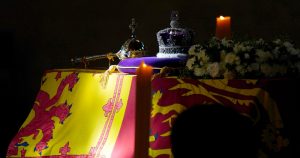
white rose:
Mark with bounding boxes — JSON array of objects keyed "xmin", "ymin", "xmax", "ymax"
[
  {"xmin": 233, "ymin": 43, "xmax": 243, "ymax": 53},
  {"xmin": 224, "ymin": 53, "xmax": 236, "ymax": 64},
  {"xmin": 288, "ymin": 47, "xmax": 299, "ymax": 55},
  {"xmin": 244, "ymin": 46, "xmax": 252, "ymax": 51},
  {"xmin": 221, "ymin": 39, "xmax": 233, "ymax": 47},
  {"xmin": 188, "ymin": 44, "xmax": 200, "ymax": 55},
  {"xmin": 273, "ymin": 47, "xmax": 280, "ymax": 59},
  {"xmin": 194, "ymin": 67, "xmax": 207, "ymax": 77},
  {"xmin": 186, "ymin": 57, "xmax": 196, "ymax": 70},
  {"xmin": 197, "ymin": 50, "xmax": 210, "ymax": 63},
  {"xmin": 273, "ymin": 39, "xmax": 281, "ymax": 44},
  {"xmin": 256, "ymin": 50, "xmax": 273, "ymax": 63},
  {"xmin": 283, "ymin": 41, "xmax": 293, "ymax": 48},
  {"xmin": 234, "ymin": 56, "xmax": 241, "ymax": 65},
  {"xmin": 244, "ymin": 53, "xmax": 250, "ymax": 59},
  {"xmin": 207, "ymin": 62, "xmax": 220, "ymax": 78}
]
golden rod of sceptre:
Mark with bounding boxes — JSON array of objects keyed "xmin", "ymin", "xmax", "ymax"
[{"xmin": 70, "ymin": 52, "xmax": 117, "ymax": 68}]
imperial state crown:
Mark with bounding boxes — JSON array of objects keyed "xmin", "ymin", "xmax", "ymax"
[{"xmin": 156, "ymin": 11, "xmax": 195, "ymax": 58}]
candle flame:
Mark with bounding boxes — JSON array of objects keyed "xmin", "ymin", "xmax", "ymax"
[
  {"xmin": 220, "ymin": 16, "xmax": 225, "ymax": 20},
  {"xmin": 142, "ymin": 63, "xmax": 147, "ymax": 68}
]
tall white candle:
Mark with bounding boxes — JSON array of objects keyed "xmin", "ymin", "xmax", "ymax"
[
  {"xmin": 135, "ymin": 61, "xmax": 153, "ymax": 158},
  {"xmin": 216, "ymin": 15, "xmax": 231, "ymax": 39}
]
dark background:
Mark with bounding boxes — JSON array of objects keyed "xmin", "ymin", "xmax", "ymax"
[{"xmin": 1, "ymin": 0, "xmax": 300, "ymax": 157}]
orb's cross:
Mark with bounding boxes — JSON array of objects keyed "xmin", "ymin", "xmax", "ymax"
[{"xmin": 129, "ymin": 18, "xmax": 137, "ymax": 38}]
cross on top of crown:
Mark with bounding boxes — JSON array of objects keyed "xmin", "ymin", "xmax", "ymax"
[
  {"xmin": 170, "ymin": 10, "xmax": 180, "ymax": 28},
  {"xmin": 129, "ymin": 18, "xmax": 137, "ymax": 38},
  {"xmin": 171, "ymin": 11, "xmax": 179, "ymax": 21}
]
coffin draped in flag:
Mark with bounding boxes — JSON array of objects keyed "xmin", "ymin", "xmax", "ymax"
[
  {"xmin": 7, "ymin": 70, "xmax": 136, "ymax": 158},
  {"xmin": 7, "ymin": 69, "xmax": 291, "ymax": 158},
  {"xmin": 149, "ymin": 77, "xmax": 289, "ymax": 158}
]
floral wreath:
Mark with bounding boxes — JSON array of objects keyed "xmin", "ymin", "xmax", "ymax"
[{"xmin": 186, "ymin": 37, "xmax": 300, "ymax": 79}]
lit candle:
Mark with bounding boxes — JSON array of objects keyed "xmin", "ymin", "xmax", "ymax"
[
  {"xmin": 216, "ymin": 16, "xmax": 231, "ymax": 39},
  {"xmin": 135, "ymin": 61, "xmax": 153, "ymax": 158}
]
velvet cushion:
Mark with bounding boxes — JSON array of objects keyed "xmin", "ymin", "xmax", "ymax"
[{"xmin": 117, "ymin": 57, "xmax": 187, "ymax": 74}]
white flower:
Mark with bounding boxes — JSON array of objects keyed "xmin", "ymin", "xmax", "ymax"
[
  {"xmin": 234, "ymin": 42, "xmax": 251, "ymax": 52},
  {"xmin": 234, "ymin": 56, "xmax": 241, "ymax": 65},
  {"xmin": 273, "ymin": 39, "xmax": 281, "ymax": 44},
  {"xmin": 288, "ymin": 47, "xmax": 299, "ymax": 55},
  {"xmin": 194, "ymin": 67, "xmax": 207, "ymax": 77},
  {"xmin": 199, "ymin": 61, "xmax": 205, "ymax": 66},
  {"xmin": 244, "ymin": 53, "xmax": 250, "ymax": 59},
  {"xmin": 187, "ymin": 38, "xmax": 300, "ymax": 79},
  {"xmin": 186, "ymin": 57, "xmax": 196, "ymax": 70},
  {"xmin": 283, "ymin": 41, "xmax": 293, "ymax": 49},
  {"xmin": 233, "ymin": 43, "xmax": 246, "ymax": 53},
  {"xmin": 188, "ymin": 44, "xmax": 200, "ymax": 55},
  {"xmin": 207, "ymin": 62, "xmax": 220, "ymax": 78},
  {"xmin": 221, "ymin": 39, "xmax": 233, "ymax": 47},
  {"xmin": 256, "ymin": 50, "xmax": 273, "ymax": 63},
  {"xmin": 244, "ymin": 46, "xmax": 252, "ymax": 51},
  {"xmin": 256, "ymin": 38, "xmax": 265, "ymax": 45},
  {"xmin": 273, "ymin": 47, "xmax": 280, "ymax": 59},
  {"xmin": 224, "ymin": 53, "xmax": 237, "ymax": 64},
  {"xmin": 197, "ymin": 50, "xmax": 209, "ymax": 62},
  {"xmin": 281, "ymin": 41, "xmax": 299, "ymax": 56}
]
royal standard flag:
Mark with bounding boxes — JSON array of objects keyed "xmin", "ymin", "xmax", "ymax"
[{"xmin": 7, "ymin": 69, "xmax": 136, "ymax": 158}]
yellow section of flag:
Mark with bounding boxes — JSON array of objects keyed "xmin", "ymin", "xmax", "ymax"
[{"xmin": 8, "ymin": 71, "xmax": 133, "ymax": 157}]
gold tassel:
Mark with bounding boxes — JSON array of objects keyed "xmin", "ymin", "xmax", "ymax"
[{"xmin": 99, "ymin": 65, "xmax": 118, "ymax": 88}]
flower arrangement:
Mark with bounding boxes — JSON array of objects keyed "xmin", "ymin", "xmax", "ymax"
[{"xmin": 186, "ymin": 37, "xmax": 300, "ymax": 79}]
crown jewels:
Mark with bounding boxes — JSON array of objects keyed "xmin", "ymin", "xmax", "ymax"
[
  {"xmin": 156, "ymin": 11, "xmax": 195, "ymax": 58},
  {"xmin": 116, "ymin": 18, "xmax": 146, "ymax": 60}
]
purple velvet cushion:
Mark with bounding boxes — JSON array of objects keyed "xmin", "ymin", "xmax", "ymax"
[{"xmin": 117, "ymin": 57, "xmax": 187, "ymax": 74}]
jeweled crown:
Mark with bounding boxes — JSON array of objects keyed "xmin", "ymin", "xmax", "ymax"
[{"xmin": 156, "ymin": 11, "xmax": 195, "ymax": 58}]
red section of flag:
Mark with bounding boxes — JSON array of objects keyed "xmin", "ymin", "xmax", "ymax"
[{"xmin": 111, "ymin": 77, "xmax": 136, "ymax": 158}]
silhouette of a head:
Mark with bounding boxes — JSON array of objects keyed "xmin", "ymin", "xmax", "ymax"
[{"xmin": 171, "ymin": 104, "xmax": 258, "ymax": 158}]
